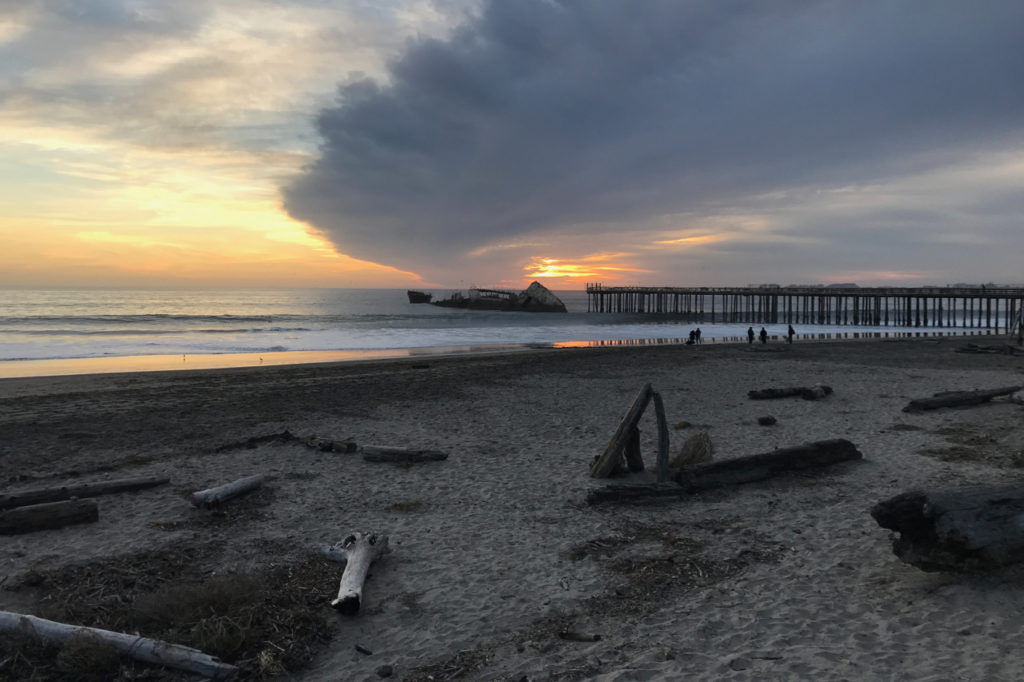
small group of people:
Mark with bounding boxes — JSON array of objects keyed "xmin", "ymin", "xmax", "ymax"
[
  {"xmin": 687, "ymin": 328, "xmax": 702, "ymax": 344},
  {"xmin": 747, "ymin": 325, "xmax": 796, "ymax": 344}
]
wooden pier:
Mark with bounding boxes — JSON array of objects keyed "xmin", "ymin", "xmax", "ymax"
[{"xmin": 585, "ymin": 284, "xmax": 1024, "ymax": 331}]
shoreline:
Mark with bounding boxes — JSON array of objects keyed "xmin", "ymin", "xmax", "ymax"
[{"xmin": 0, "ymin": 328, "xmax": 1006, "ymax": 380}]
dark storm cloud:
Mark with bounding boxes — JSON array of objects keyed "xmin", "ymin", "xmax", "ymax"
[{"xmin": 284, "ymin": 0, "xmax": 1024, "ymax": 274}]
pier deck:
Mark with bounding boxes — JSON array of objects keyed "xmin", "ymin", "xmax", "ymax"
[{"xmin": 585, "ymin": 284, "xmax": 1024, "ymax": 331}]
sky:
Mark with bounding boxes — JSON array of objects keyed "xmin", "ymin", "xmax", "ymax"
[{"xmin": 2, "ymin": 0, "xmax": 1023, "ymax": 290}]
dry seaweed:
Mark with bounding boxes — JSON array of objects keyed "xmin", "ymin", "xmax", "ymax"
[{"xmin": 0, "ymin": 542, "xmax": 339, "ymax": 681}]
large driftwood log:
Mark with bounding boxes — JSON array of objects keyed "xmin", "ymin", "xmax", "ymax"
[
  {"xmin": 902, "ymin": 385, "xmax": 1023, "ymax": 412},
  {"xmin": 190, "ymin": 474, "xmax": 264, "ymax": 509},
  {"xmin": 591, "ymin": 384, "xmax": 653, "ymax": 478},
  {"xmin": 587, "ymin": 439, "xmax": 863, "ymax": 504},
  {"xmin": 331, "ymin": 533, "xmax": 389, "ymax": 615},
  {"xmin": 0, "ymin": 476, "xmax": 169, "ymax": 511},
  {"xmin": 871, "ymin": 485, "xmax": 1024, "ymax": 571},
  {"xmin": 360, "ymin": 446, "xmax": 448, "ymax": 464},
  {"xmin": 748, "ymin": 385, "xmax": 833, "ymax": 400},
  {"xmin": 0, "ymin": 499, "xmax": 99, "ymax": 535},
  {"xmin": 676, "ymin": 438, "xmax": 862, "ymax": 492},
  {"xmin": 0, "ymin": 610, "xmax": 238, "ymax": 680}
]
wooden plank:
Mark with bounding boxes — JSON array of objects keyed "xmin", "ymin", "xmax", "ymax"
[
  {"xmin": 590, "ymin": 384, "xmax": 653, "ymax": 478},
  {"xmin": 902, "ymin": 385, "xmax": 1023, "ymax": 412},
  {"xmin": 0, "ymin": 499, "xmax": 99, "ymax": 535},
  {"xmin": 0, "ymin": 476, "xmax": 169, "ymax": 511}
]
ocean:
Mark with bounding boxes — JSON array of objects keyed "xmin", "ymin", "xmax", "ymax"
[{"xmin": 0, "ymin": 287, "xmax": 996, "ymax": 368}]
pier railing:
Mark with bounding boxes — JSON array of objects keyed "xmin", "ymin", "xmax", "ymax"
[{"xmin": 584, "ymin": 284, "xmax": 1024, "ymax": 331}]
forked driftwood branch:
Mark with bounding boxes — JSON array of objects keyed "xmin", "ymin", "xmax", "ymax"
[
  {"xmin": 0, "ymin": 476, "xmax": 169, "ymax": 511},
  {"xmin": 591, "ymin": 384, "xmax": 653, "ymax": 478},
  {"xmin": 902, "ymin": 385, "xmax": 1023, "ymax": 412},
  {"xmin": 0, "ymin": 610, "xmax": 238, "ymax": 680}
]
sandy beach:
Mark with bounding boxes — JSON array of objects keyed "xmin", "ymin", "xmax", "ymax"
[{"xmin": 2, "ymin": 336, "xmax": 1024, "ymax": 681}]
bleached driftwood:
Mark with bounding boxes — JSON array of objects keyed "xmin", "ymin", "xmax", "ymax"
[
  {"xmin": 748, "ymin": 385, "xmax": 833, "ymax": 400},
  {"xmin": 331, "ymin": 532, "xmax": 389, "ymax": 615},
  {"xmin": 190, "ymin": 474, "xmax": 264, "ymax": 509},
  {"xmin": 872, "ymin": 485, "xmax": 1024, "ymax": 571},
  {"xmin": 0, "ymin": 610, "xmax": 238, "ymax": 680},
  {"xmin": 0, "ymin": 476, "xmax": 169, "ymax": 511},
  {"xmin": 0, "ymin": 499, "xmax": 98, "ymax": 535},
  {"xmin": 591, "ymin": 383, "xmax": 653, "ymax": 478},
  {"xmin": 360, "ymin": 446, "xmax": 448, "ymax": 464},
  {"xmin": 902, "ymin": 385, "xmax": 1023, "ymax": 412}
]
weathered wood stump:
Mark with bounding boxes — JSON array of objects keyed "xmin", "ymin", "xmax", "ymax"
[
  {"xmin": 0, "ymin": 611, "xmax": 238, "ymax": 679},
  {"xmin": 871, "ymin": 485, "xmax": 1024, "ymax": 571},
  {"xmin": 0, "ymin": 499, "xmax": 99, "ymax": 535},
  {"xmin": 902, "ymin": 386, "xmax": 1023, "ymax": 412},
  {"xmin": 331, "ymin": 532, "xmax": 389, "ymax": 615},
  {"xmin": 0, "ymin": 476, "xmax": 169, "ymax": 511}
]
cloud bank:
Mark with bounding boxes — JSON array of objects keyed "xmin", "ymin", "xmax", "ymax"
[{"xmin": 284, "ymin": 0, "xmax": 1024, "ymax": 284}]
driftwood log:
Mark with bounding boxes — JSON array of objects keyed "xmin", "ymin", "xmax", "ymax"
[
  {"xmin": 587, "ymin": 439, "xmax": 863, "ymax": 504},
  {"xmin": 330, "ymin": 533, "xmax": 389, "ymax": 615},
  {"xmin": 0, "ymin": 476, "xmax": 169, "ymax": 511},
  {"xmin": 748, "ymin": 385, "xmax": 833, "ymax": 400},
  {"xmin": 871, "ymin": 485, "xmax": 1024, "ymax": 571},
  {"xmin": 0, "ymin": 499, "xmax": 99, "ymax": 535},
  {"xmin": 902, "ymin": 385, "xmax": 1023, "ymax": 412},
  {"xmin": 678, "ymin": 438, "xmax": 861, "ymax": 492},
  {"xmin": 360, "ymin": 446, "xmax": 448, "ymax": 464},
  {"xmin": 0, "ymin": 610, "xmax": 238, "ymax": 680},
  {"xmin": 591, "ymin": 384, "xmax": 653, "ymax": 478},
  {"xmin": 190, "ymin": 474, "xmax": 264, "ymax": 509}
]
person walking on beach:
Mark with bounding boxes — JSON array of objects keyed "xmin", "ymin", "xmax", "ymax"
[
  {"xmin": 695, "ymin": 328, "xmax": 702, "ymax": 344},
  {"xmin": 759, "ymin": 327, "xmax": 768, "ymax": 344},
  {"xmin": 787, "ymin": 324, "xmax": 795, "ymax": 344},
  {"xmin": 747, "ymin": 326, "xmax": 755, "ymax": 344}
]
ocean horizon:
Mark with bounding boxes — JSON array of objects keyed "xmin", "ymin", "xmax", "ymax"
[{"xmin": 0, "ymin": 287, "xmax": 1004, "ymax": 377}]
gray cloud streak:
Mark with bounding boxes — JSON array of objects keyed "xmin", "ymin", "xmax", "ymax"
[{"xmin": 284, "ymin": 0, "xmax": 1024, "ymax": 280}]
